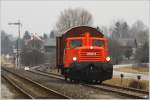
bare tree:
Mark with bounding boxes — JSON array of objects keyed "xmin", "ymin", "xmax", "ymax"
[
  {"xmin": 124, "ymin": 47, "xmax": 132, "ymax": 60},
  {"xmin": 108, "ymin": 38, "xmax": 123, "ymax": 64},
  {"xmin": 56, "ymin": 8, "xmax": 93, "ymax": 34},
  {"xmin": 110, "ymin": 20, "xmax": 130, "ymax": 38},
  {"xmin": 101, "ymin": 26, "xmax": 109, "ymax": 37},
  {"xmin": 1, "ymin": 30, "xmax": 13, "ymax": 54},
  {"xmin": 135, "ymin": 41, "xmax": 149, "ymax": 63},
  {"xmin": 108, "ymin": 20, "xmax": 130, "ymax": 64},
  {"xmin": 130, "ymin": 20, "xmax": 149, "ymax": 45}
]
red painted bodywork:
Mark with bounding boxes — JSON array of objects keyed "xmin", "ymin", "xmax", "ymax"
[{"xmin": 64, "ymin": 32, "xmax": 110, "ymax": 68}]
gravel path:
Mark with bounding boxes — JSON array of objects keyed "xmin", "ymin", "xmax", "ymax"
[{"xmin": 10, "ymin": 68, "xmax": 132, "ymax": 99}]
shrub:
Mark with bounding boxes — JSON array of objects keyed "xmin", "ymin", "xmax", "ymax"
[
  {"xmin": 128, "ymin": 80, "xmax": 147, "ymax": 90},
  {"xmin": 20, "ymin": 49, "xmax": 45, "ymax": 66}
]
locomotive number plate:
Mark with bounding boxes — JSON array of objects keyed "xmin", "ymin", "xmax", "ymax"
[{"xmin": 86, "ymin": 52, "xmax": 97, "ymax": 56}]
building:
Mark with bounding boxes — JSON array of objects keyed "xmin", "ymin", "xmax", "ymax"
[
  {"xmin": 27, "ymin": 33, "xmax": 43, "ymax": 50},
  {"xmin": 43, "ymin": 38, "xmax": 56, "ymax": 67},
  {"xmin": 43, "ymin": 38, "xmax": 56, "ymax": 52}
]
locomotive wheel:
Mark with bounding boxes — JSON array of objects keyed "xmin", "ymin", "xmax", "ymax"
[
  {"xmin": 74, "ymin": 79, "xmax": 80, "ymax": 83},
  {"xmin": 98, "ymin": 81, "xmax": 102, "ymax": 84},
  {"xmin": 65, "ymin": 76, "xmax": 68, "ymax": 81},
  {"xmin": 87, "ymin": 80, "xmax": 93, "ymax": 83},
  {"xmin": 69, "ymin": 78, "xmax": 79, "ymax": 83},
  {"xmin": 69, "ymin": 78, "xmax": 74, "ymax": 83},
  {"xmin": 93, "ymin": 80, "xmax": 98, "ymax": 84}
]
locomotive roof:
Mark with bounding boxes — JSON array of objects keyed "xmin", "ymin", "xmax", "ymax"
[{"xmin": 62, "ymin": 26, "xmax": 104, "ymax": 38}]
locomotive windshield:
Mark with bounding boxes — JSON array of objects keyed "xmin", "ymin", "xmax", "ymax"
[
  {"xmin": 92, "ymin": 40, "xmax": 104, "ymax": 47},
  {"xmin": 70, "ymin": 39, "xmax": 82, "ymax": 48}
]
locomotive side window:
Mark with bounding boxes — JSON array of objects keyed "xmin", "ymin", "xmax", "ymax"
[
  {"xmin": 70, "ymin": 39, "xmax": 82, "ymax": 48},
  {"xmin": 92, "ymin": 40, "xmax": 104, "ymax": 47}
]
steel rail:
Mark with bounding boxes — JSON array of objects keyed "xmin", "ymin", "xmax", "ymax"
[
  {"xmin": 81, "ymin": 83, "xmax": 149, "ymax": 99},
  {"xmin": 102, "ymin": 83, "xmax": 149, "ymax": 94},
  {"xmin": 1, "ymin": 74, "xmax": 34, "ymax": 99},
  {"xmin": 31, "ymin": 68, "xmax": 149, "ymax": 99},
  {"xmin": 2, "ymin": 68, "xmax": 71, "ymax": 99}
]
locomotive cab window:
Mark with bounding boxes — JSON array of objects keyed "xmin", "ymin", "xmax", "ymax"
[
  {"xmin": 92, "ymin": 40, "xmax": 104, "ymax": 47},
  {"xmin": 70, "ymin": 39, "xmax": 82, "ymax": 48}
]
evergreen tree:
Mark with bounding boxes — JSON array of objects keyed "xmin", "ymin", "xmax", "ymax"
[
  {"xmin": 50, "ymin": 31, "xmax": 55, "ymax": 38},
  {"xmin": 43, "ymin": 33, "xmax": 48, "ymax": 40}
]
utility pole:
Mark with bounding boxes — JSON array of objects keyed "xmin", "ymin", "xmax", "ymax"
[{"xmin": 8, "ymin": 20, "xmax": 22, "ymax": 69}]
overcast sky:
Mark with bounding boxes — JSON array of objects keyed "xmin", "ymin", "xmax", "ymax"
[{"xmin": 1, "ymin": 0, "xmax": 149, "ymax": 37}]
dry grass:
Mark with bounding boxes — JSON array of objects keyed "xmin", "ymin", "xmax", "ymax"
[
  {"xmin": 128, "ymin": 80, "xmax": 147, "ymax": 90},
  {"xmin": 114, "ymin": 67, "xmax": 149, "ymax": 75},
  {"xmin": 103, "ymin": 77, "xmax": 149, "ymax": 91}
]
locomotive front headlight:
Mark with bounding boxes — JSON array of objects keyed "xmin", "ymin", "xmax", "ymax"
[
  {"xmin": 73, "ymin": 57, "xmax": 77, "ymax": 61},
  {"xmin": 90, "ymin": 46, "xmax": 93, "ymax": 49},
  {"xmin": 106, "ymin": 57, "xmax": 111, "ymax": 62}
]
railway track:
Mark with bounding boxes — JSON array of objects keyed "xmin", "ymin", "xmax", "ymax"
[
  {"xmin": 31, "ymin": 68, "xmax": 149, "ymax": 99},
  {"xmin": 1, "ymin": 68, "xmax": 71, "ymax": 99},
  {"xmin": 1, "ymin": 74, "xmax": 33, "ymax": 99}
]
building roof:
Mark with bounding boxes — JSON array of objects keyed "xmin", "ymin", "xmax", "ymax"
[
  {"xmin": 31, "ymin": 33, "xmax": 42, "ymax": 41},
  {"xmin": 43, "ymin": 38, "xmax": 56, "ymax": 47}
]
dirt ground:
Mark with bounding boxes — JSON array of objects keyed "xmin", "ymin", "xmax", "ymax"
[{"xmin": 103, "ymin": 77, "xmax": 149, "ymax": 91}]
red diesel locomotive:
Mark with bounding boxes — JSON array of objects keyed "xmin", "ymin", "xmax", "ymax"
[{"xmin": 56, "ymin": 26, "xmax": 113, "ymax": 83}]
